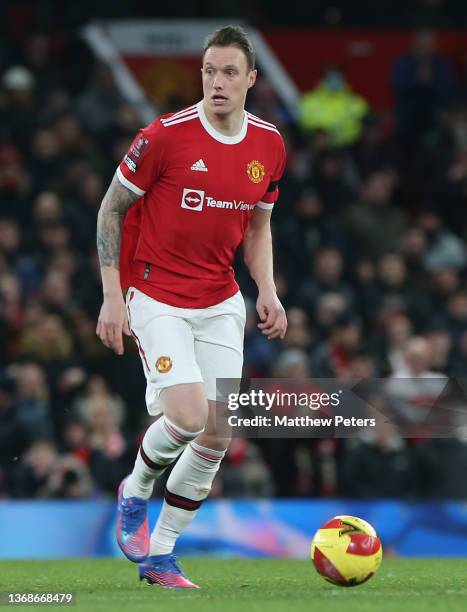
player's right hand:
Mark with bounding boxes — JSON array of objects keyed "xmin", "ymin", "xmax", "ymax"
[{"xmin": 96, "ymin": 294, "xmax": 131, "ymax": 355}]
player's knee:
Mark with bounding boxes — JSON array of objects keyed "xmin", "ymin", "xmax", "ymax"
[
  {"xmin": 196, "ymin": 432, "xmax": 231, "ymax": 452},
  {"xmin": 167, "ymin": 406, "xmax": 208, "ymax": 434},
  {"xmin": 161, "ymin": 383, "xmax": 209, "ymax": 433}
]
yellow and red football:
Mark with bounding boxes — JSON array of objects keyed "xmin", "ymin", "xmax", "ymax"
[{"xmin": 311, "ymin": 515, "xmax": 383, "ymax": 587}]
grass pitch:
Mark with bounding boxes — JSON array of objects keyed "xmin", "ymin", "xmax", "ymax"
[{"xmin": 1, "ymin": 558, "xmax": 466, "ymax": 612}]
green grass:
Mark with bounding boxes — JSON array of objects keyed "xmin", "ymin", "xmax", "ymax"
[{"xmin": 1, "ymin": 559, "xmax": 467, "ymax": 612}]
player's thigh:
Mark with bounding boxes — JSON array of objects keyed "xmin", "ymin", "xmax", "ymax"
[{"xmin": 126, "ymin": 287, "xmax": 203, "ymax": 415}]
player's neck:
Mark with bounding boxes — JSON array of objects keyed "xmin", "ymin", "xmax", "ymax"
[{"xmin": 201, "ymin": 100, "xmax": 245, "ymax": 137}]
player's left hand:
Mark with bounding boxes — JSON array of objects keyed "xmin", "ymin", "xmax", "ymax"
[{"xmin": 256, "ymin": 287, "xmax": 287, "ymax": 340}]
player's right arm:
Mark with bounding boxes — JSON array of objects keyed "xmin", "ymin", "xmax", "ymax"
[{"xmin": 96, "ymin": 174, "xmax": 139, "ymax": 355}]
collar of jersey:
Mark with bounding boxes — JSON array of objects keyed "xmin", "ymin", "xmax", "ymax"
[{"xmin": 196, "ymin": 101, "xmax": 248, "ymax": 145}]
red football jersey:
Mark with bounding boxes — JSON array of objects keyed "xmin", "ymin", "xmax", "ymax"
[{"xmin": 118, "ymin": 101, "xmax": 286, "ymax": 308}]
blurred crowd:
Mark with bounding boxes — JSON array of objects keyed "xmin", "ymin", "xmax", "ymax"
[
  {"xmin": 4, "ymin": 0, "xmax": 467, "ymax": 29},
  {"xmin": 2, "ymin": 27, "xmax": 467, "ymax": 501}
]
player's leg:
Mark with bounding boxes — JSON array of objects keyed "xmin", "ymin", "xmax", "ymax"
[
  {"xmin": 137, "ymin": 384, "xmax": 210, "ymax": 588},
  {"xmin": 148, "ymin": 399, "xmax": 229, "ymax": 554},
  {"xmin": 117, "ymin": 288, "xmax": 208, "ymax": 562},
  {"xmin": 123, "ymin": 383, "xmax": 208, "ymax": 500},
  {"xmin": 139, "ymin": 400, "xmax": 227, "ymax": 589},
  {"xmin": 147, "ymin": 292, "xmax": 244, "ymax": 559}
]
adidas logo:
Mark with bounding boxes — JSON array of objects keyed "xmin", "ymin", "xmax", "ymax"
[{"xmin": 190, "ymin": 159, "xmax": 208, "ymax": 172}]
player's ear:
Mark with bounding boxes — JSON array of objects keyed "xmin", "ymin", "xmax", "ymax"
[{"xmin": 248, "ymin": 69, "xmax": 257, "ymax": 88}]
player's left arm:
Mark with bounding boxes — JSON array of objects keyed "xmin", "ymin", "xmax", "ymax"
[{"xmin": 243, "ymin": 206, "xmax": 287, "ymax": 340}]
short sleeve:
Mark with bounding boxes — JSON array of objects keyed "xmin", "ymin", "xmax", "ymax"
[
  {"xmin": 117, "ymin": 122, "xmax": 164, "ymax": 196},
  {"xmin": 257, "ymin": 135, "xmax": 287, "ymax": 210}
]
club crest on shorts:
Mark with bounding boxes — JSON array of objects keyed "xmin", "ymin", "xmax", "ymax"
[
  {"xmin": 156, "ymin": 356, "xmax": 172, "ymax": 373},
  {"xmin": 247, "ymin": 160, "xmax": 265, "ymax": 184}
]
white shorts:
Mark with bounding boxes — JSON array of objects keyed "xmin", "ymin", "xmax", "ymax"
[{"xmin": 126, "ymin": 287, "xmax": 246, "ymax": 415}]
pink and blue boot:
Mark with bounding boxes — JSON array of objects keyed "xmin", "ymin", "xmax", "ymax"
[
  {"xmin": 139, "ymin": 554, "xmax": 199, "ymax": 588},
  {"xmin": 116, "ymin": 477, "xmax": 149, "ymax": 562}
]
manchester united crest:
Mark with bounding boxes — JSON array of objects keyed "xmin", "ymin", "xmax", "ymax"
[
  {"xmin": 247, "ymin": 160, "xmax": 265, "ymax": 184},
  {"xmin": 156, "ymin": 356, "xmax": 172, "ymax": 373}
]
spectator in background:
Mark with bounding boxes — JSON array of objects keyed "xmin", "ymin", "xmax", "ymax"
[
  {"xmin": 313, "ymin": 292, "xmax": 348, "ymax": 340},
  {"xmin": 450, "ymin": 328, "xmax": 467, "ymax": 377},
  {"xmin": 393, "ymin": 29, "xmax": 453, "ymax": 148},
  {"xmin": 275, "ymin": 187, "xmax": 345, "ymax": 287},
  {"xmin": 0, "ymin": 372, "xmax": 28, "ymax": 489},
  {"xmin": 350, "ymin": 111, "xmax": 396, "ymax": 182},
  {"xmin": 386, "ymin": 336, "xmax": 447, "ymax": 435},
  {"xmin": 291, "ymin": 127, "xmax": 331, "ymax": 181},
  {"xmin": 442, "ymin": 290, "xmax": 467, "ymax": 345},
  {"xmin": 0, "ymin": 219, "xmax": 21, "ymax": 270},
  {"xmin": 28, "ymin": 126, "xmax": 64, "ymax": 194},
  {"xmin": 74, "ymin": 376, "xmax": 129, "ymax": 493},
  {"xmin": 221, "ymin": 438, "xmax": 275, "ymax": 497},
  {"xmin": 0, "ymin": 145, "xmax": 32, "ymax": 222},
  {"xmin": 8, "ymin": 439, "xmax": 57, "ymax": 498},
  {"xmin": 41, "ymin": 270, "xmax": 73, "ymax": 314},
  {"xmin": 296, "ymin": 246, "xmax": 354, "ymax": 315},
  {"xmin": 427, "ymin": 327, "xmax": 452, "ymax": 374},
  {"xmin": 428, "ymin": 266, "xmax": 461, "ymax": 317},
  {"xmin": 400, "ymin": 227, "xmax": 430, "ymax": 290},
  {"xmin": 60, "ymin": 418, "xmax": 90, "ymax": 464},
  {"xmin": 8, "ymin": 438, "xmax": 93, "ymax": 499},
  {"xmin": 381, "ymin": 314, "xmax": 414, "ymax": 375},
  {"xmin": 375, "ymin": 253, "xmax": 422, "ymax": 324},
  {"xmin": 247, "ymin": 76, "xmax": 293, "ymax": 130},
  {"xmin": 307, "ymin": 148, "xmax": 356, "ymax": 215},
  {"xmin": 281, "ymin": 308, "xmax": 312, "ymax": 352},
  {"xmin": 299, "ymin": 66, "xmax": 368, "ymax": 146},
  {"xmin": 390, "ymin": 335, "xmax": 441, "ymax": 379},
  {"xmin": 311, "ymin": 314, "xmax": 363, "ymax": 378},
  {"xmin": 438, "ymin": 146, "xmax": 467, "ymax": 236},
  {"xmin": 343, "ymin": 169, "xmax": 407, "ymax": 259},
  {"xmin": 346, "ymin": 350, "xmax": 379, "ymax": 378},
  {"xmin": 21, "ymin": 34, "xmax": 61, "ymax": 103},
  {"xmin": 18, "ymin": 313, "xmax": 74, "ymax": 364},
  {"xmin": 351, "ymin": 259, "xmax": 380, "ymax": 326},
  {"xmin": 41, "ymin": 453, "xmax": 93, "ymax": 498},
  {"xmin": 340, "ymin": 419, "xmax": 423, "ymax": 498},
  {"xmin": 76, "ymin": 63, "xmax": 124, "ymax": 136},
  {"xmin": 418, "ymin": 211, "xmax": 467, "ymax": 271},
  {"xmin": 272, "ymin": 348, "xmax": 311, "ymax": 378},
  {"xmin": 32, "ymin": 191, "xmax": 62, "ymax": 226},
  {"xmin": 418, "ymin": 436, "xmax": 467, "ymax": 498},
  {"xmin": 0, "ymin": 272, "xmax": 24, "ymax": 336},
  {"xmin": 12, "ymin": 362, "xmax": 53, "ymax": 442},
  {"xmin": 0, "ymin": 65, "xmax": 36, "ymax": 148}
]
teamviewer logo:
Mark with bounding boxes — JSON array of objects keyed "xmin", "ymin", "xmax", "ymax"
[{"xmin": 181, "ymin": 188, "xmax": 205, "ymax": 211}]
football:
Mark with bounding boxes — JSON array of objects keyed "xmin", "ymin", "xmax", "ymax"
[{"xmin": 311, "ymin": 515, "xmax": 383, "ymax": 587}]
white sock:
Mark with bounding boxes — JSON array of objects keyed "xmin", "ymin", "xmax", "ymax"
[
  {"xmin": 123, "ymin": 417, "xmax": 204, "ymax": 500},
  {"xmin": 149, "ymin": 442, "xmax": 225, "ymax": 555}
]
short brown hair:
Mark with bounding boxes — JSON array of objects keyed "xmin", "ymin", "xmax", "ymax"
[{"xmin": 203, "ymin": 25, "xmax": 256, "ymax": 72}]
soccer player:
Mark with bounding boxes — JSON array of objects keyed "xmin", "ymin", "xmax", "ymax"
[{"xmin": 96, "ymin": 25, "xmax": 287, "ymax": 588}]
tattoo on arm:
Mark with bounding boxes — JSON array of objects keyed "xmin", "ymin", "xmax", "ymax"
[{"xmin": 96, "ymin": 174, "xmax": 140, "ymax": 269}]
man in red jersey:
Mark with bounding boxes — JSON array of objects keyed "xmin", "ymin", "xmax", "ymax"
[{"xmin": 96, "ymin": 25, "xmax": 287, "ymax": 588}]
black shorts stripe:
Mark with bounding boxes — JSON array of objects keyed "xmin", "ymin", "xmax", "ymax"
[
  {"xmin": 267, "ymin": 180, "xmax": 278, "ymax": 193},
  {"xmin": 164, "ymin": 488, "xmax": 203, "ymax": 511}
]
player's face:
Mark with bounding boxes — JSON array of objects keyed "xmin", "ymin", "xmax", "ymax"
[{"xmin": 202, "ymin": 46, "xmax": 256, "ymax": 116}]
